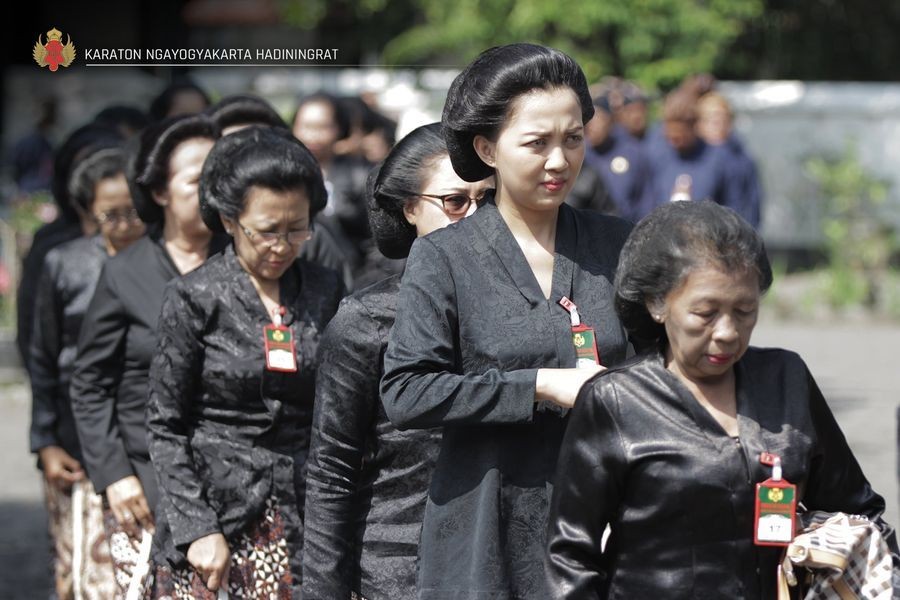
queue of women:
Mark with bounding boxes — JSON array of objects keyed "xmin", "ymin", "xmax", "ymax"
[{"xmin": 23, "ymin": 42, "xmax": 897, "ymax": 599}]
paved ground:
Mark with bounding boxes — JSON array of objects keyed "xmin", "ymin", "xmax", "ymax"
[{"xmin": 0, "ymin": 319, "xmax": 897, "ymax": 597}]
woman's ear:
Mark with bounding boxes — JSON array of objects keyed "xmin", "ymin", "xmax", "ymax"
[
  {"xmin": 220, "ymin": 216, "xmax": 235, "ymax": 236},
  {"xmin": 152, "ymin": 190, "xmax": 169, "ymax": 207},
  {"xmin": 646, "ymin": 298, "xmax": 666, "ymax": 323},
  {"xmin": 402, "ymin": 200, "xmax": 418, "ymax": 227},
  {"xmin": 473, "ymin": 135, "xmax": 496, "ymax": 168}
]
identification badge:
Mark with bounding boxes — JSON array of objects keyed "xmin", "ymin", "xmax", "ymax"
[
  {"xmin": 753, "ymin": 453, "xmax": 797, "ymax": 547},
  {"xmin": 559, "ymin": 296, "xmax": 601, "ymax": 367},
  {"xmin": 263, "ymin": 309, "xmax": 297, "ymax": 373}
]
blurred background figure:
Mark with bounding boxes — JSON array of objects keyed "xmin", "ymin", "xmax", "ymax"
[
  {"xmin": 292, "ymin": 92, "xmax": 373, "ymax": 290},
  {"xmin": 8, "ymin": 98, "xmax": 57, "ymax": 197},
  {"xmin": 642, "ymin": 89, "xmax": 739, "ymax": 221},
  {"xmin": 148, "ymin": 79, "xmax": 211, "ymax": 123},
  {"xmin": 612, "ymin": 80, "xmax": 651, "ymax": 144},
  {"xmin": 16, "ymin": 122, "xmax": 123, "ymax": 372},
  {"xmin": 696, "ymin": 90, "xmax": 762, "ymax": 228},
  {"xmin": 29, "ymin": 145, "xmax": 144, "ymax": 600},
  {"xmin": 93, "ymin": 105, "xmax": 150, "ymax": 140},
  {"xmin": 582, "ymin": 89, "xmax": 651, "ymax": 222}
]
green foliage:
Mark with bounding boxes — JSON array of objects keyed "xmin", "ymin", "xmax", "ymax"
[
  {"xmin": 804, "ymin": 144, "xmax": 897, "ymax": 309},
  {"xmin": 380, "ymin": 0, "xmax": 763, "ymax": 89},
  {"xmin": 277, "ymin": 0, "xmax": 763, "ymax": 90}
]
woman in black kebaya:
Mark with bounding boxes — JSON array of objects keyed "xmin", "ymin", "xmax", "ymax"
[
  {"xmin": 380, "ymin": 44, "xmax": 635, "ymax": 599},
  {"xmin": 70, "ymin": 114, "xmax": 223, "ymax": 592},
  {"xmin": 144, "ymin": 126, "xmax": 343, "ymax": 598},
  {"xmin": 302, "ymin": 123, "xmax": 493, "ymax": 600},
  {"xmin": 545, "ymin": 201, "xmax": 897, "ymax": 598}
]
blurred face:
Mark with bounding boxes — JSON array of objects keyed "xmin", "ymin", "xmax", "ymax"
[
  {"xmin": 293, "ymin": 101, "xmax": 340, "ymax": 164},
  {"xmin": 167, "ymin": 89, "xmax": 209, "ymax": 118},
  {"xmin": 225, "ymin": 186, "xmax": 312, "ymax": 283},
  {"xmin": 585, "ymin": 110, "xmax": 613, "ymax": 147},
  {"xmin": 618, "ymin": 101, "xmax": 648, "ymax": 138},
  {"xmin": 697, "ymin": 107, "xmax": 732, "ymax": 146},
  {"xmin": 403, "ymin": 155, "xmax": 493, "ymax": 237},
  {"xmin": 475, "ymin": 87, "xmax": 585, "ymax": 216},
  {"xmin": 653, "ymin": 263, "xmax": 760, "ymax": 386},
  {"xmin": 91, "ymin": 173, "xmax": 145, "ymax": 254},
  {"xmin": 154, "ymin": 137, "xmax": 215, "ymax": 238},
  {"xmin": 664, "ymin": 120, "xmax": 698, "ymax": 155}
]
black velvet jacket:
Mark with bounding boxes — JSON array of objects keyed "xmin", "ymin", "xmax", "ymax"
[
  {"xmin": 70, "ymin": 230, "xmax": 226, "ymax": 508},
  {"xmin": 546, "ymin": 347, "xmax": 895, "ymax": 599},
  {"xmin": 146, "ymin": 245, "xmax": 343, "ymax": 589},
  {"xmin": 30, "ymin": 235, "xmax": 108, "ymax": 460},
  {"xmin": 381, "ymin": 197, "xmax": 633, "ymax": 599},
  {"xmin": 302, "ymin": 274, "xmax": 440, "ymax": 600}
]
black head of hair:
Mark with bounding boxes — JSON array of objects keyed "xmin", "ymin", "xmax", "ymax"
[
  {"xmin": 207, "ymin": 94, "xmax": 287, "ymax": 132},
  {"xmin": 367, "ymin": 122, "xmax": 447, "ymax": 259},
  {"xmin": 52, "ymin": 123, "xmax": 124, "ymax": 223},
  {"xmin": 199, "ymin": 126, "xmax": 327, "ymax": 233},
  {"xmin": 148, "ymin": 79, "xmax": 211, "ymax": 122},
  {"xmin": 93, "ymin": 105, "xmax": 150, "ymax": 137},
  {"xmin": 614, "ymin": 200, "xmax": 773, "ymax": 347},
  {"xmin": 127, "ymin": 113, "xmax": 220, "ymax": 224},
  {"xmin": 292, "ymin": 92, "xmax": 351, "ymax": 140},
  {"xmin": 442, "ymin": 43, "xmax": 594, "ymax": 182},
  {"xmin": 68, "ymin": 146, "xmax": 127, "ymax": 213}
]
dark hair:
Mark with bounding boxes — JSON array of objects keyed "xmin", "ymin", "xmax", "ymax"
[
  {"xmin": 149, "ymin": 79, "xmax": 211, "ymax": 122},
  {"xmin": 127, "ymin": 114, "xmax": 219, "ymax": 224},
  {"xmin": 207, "ymin": 94, "xmax": 287, "ymax": 131},
  {"xmin": 93, "ymin": 105, "xmax": 150, "ymax": 135},
  {"xmin": 68, "ymin": 147, "xmax": 127, "ymax": 212},
  {"xmin": 614, "ymin": 200, "xmax": 773, "ymax": 346},
  {"xmin": 442, "ymin": 43, "xmax": 594, "ymax": 182},
  {"xmin": 199, "ymin": 126, "xmax": 327, "ymax": 233},
  {"xmin": 368, "ymin": 122, "xmax": 448, "ymax": 259},
  {"xmin": 292, "ymin": 92, "xmax": 351, "ymax": 140},
  {"xmin": 52, "ymin": 123, "xmax": 123, "ymax": 222}
]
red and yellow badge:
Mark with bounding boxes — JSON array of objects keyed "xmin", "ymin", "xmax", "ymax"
[{"xmin": 33, "ymin": 27, "xmax": 76, "ymax": 71}]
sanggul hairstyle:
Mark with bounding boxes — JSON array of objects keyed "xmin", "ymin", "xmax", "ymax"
[
  {"xmin": 614, "ymin": 201, "xmax": 773, "ymax": 346},
  {"xmin": 198, "ymin": 126, "xmax": 327, "ymax": 233},
  {"xmin": 367, "ymin": 122, "xmax": 448, "ymax": 259},
  {"xmin": 441, "ymin": 43, "xmax": 594, "ymax": 182},
  {"xmin": 207, "ymin": 94, "xmax": 287, "ymax": 131},
  {"xmin": 68, "ymin": 146, "xmax": 127, "ymax": 213},
  {"xmin": 126, "ymin": 114, "xmax": 220, "ymax": 224}
]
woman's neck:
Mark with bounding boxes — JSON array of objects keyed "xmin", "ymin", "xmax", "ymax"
[
  {"xmin": 163, "ymin": 221, "xmax": 211, "ymax": 274},
  {"xmin": 496, "ymin": 191, "xmax": 559, "ymax": 252}
]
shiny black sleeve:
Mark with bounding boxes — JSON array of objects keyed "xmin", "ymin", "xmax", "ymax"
[
  {"xmin": 301, "ymin": 296, "xmax": 382, "ymax": 598},
  {"xmin": 380, "ymin": 237, "xmax": 537, "ymax": 430},
  {"xmin": 147, "ymin": 280, "xmax": 221, "ymax": 550},
  {"xmin": 70, "ymin": 263, "xmax": 132, "ymax": 493},
  {"xmin": 28, "ymin": 253, "xmax": 63, "ymax": 452},
  {"xmin": 546, "ymin": 375, "xmax": 626, "ymax": 598}
]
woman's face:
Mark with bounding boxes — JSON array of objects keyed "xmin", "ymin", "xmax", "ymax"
[
  {"xmin": 225, "ymin": 185, "xmax": 311, "ymax": 284},
  {"xmin": 403, "ymin": 155, "xmax": 493, "ymax": 237},
  {"xmin": 654, "ymin": 263, "xmax": 760, "ymax": 385},
  {"xmin": 155, "ymin": 137, "xmax": 215, "ymax": 238},
  {"xmin": 475, "ymin": 87, "xmax": 585, "ymax": 216},
  {"xmin": 293, "ymin": 101, "xmax": 339, "ymax": 164},
  {"xmin": 91, "ymin": 173, "xmax": 145, "ymax": 253},
  {"xmin": 697, "ymin": 107, "xmax": 732, "ymax": 146}
]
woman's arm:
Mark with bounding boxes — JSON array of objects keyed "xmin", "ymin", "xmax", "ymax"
[
  {"xmin": 302, "ymin": 296, "xmax": 382, "ymax": 597},
  {"xmin": 381, "ymin": 237, "xmax": 540, "ymax": 430},
  {"xmin": 70, "ymin": 263, "xmax": 132, "ymax": 493},
  {"xmin": 29, "ymin": 254, "xmax": 65, "ymax": 453},
  {"xmin": 146, "ymin": 279, "xmax": 221, "ymax": 551},
  {"xmin": 546, "ymin": 376, "xmax": 625, "ymax": 598}
]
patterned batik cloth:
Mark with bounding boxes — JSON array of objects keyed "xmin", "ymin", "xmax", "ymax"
[
  {"xmin": 44, "ymin": 478, "xmax": 119, "ymax": 599},
  {"xmin": 103, "ymin": 508, "xmax": 153, "ymax": 599},
  {"xmin": 142, "ymin": 498, "xmax": 292, "ymax": 599}
]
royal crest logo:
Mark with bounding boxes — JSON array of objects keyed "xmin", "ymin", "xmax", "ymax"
[{"xmin": 33, "ymin": 27, "xmax": 76, "ymax": 71}]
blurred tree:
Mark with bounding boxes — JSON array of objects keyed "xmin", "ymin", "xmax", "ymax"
[{"xmin": 278, "ymin": 0, "xmax": 763, "ymax": 90}]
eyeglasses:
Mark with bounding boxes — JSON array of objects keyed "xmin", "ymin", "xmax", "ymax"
[
  {"xmin": 237, "ymin": 221, "xmax": 314, "ymax": 248},
  {"xmin": 95, "ymin": 208, "xmax": 141, "ymax": 225},
  {"xmin": 411, "ymin": 189, "xmax": 492, "ymax": 218}
]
